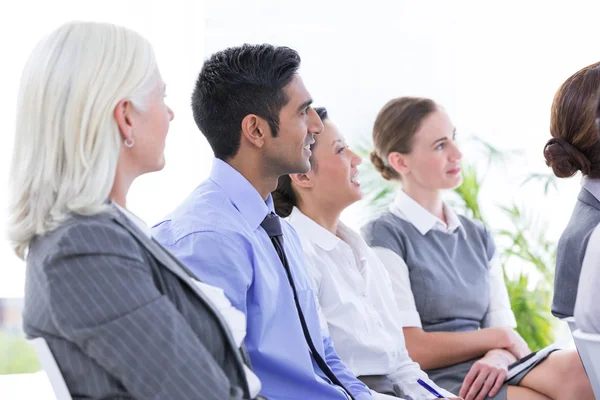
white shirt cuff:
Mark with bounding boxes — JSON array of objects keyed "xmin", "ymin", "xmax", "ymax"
[
  {"xmin": 390, "ymin": 375, "xmax": 456, "ymax": 400},
  {"xmin": 484, "ymin": 309, "xmax": 517, "ymax": 329},
  {"xmin": 371, "ymin": 391, "xmax": 406, "ymax": 400},
  {"xmin": 397, "ymin": 310, "xmax": 422, "ymax": 328}
]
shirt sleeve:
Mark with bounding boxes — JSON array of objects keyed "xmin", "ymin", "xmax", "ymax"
[
  {"xmin": 372, "ymin": 247, "xmax": 422, "ymax": 328},
  {"xmin": 371, "ymin": 392, "xmax": 405, "ymax": 399},
  {"xmin": 300, "ymin": 241, "xmax": 372, "ymax": 398},
  {"xmin": 386, "ymin": 356, "xmax": 455, "ymax": 399},
  {"xmin": 159, "ymin": 231, "xmax": 254, "ymax": 317},
  {"xmin": 387, "ymin": 371, "xmax": 455, "ymax": 399},
  {"xmin": 320, "ymin": 332, "xmax": 373, "ymax": 400},
  {"xmin": 302, "ymin": 251, "xmax": 329, "ymax": 334},
  {"xmin": 304, "ymin": 246, "xmax": 372, "ymax": 398},
  {"xmin": 482, "ymin": 252, "xmax": 517, "ymax": 329},
  {"xmin": 575, "ymin": 224, "xmax": 600, "ymax": 334}
]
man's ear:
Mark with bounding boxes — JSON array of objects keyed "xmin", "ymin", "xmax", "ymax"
[
  {"xmin": 113, "ymin": 99, "xmax": 135, "ymax": 142},
  {"xmin": 290, "ymin": 172, "xmax": 314, "ymax": 189},
  {"xmin": 388, "ymin": 151, "xmax": 410, "ymax": 175},
  {"xmin": 240, "ymin": 114, "xmax": 270, "ymax": 149}
]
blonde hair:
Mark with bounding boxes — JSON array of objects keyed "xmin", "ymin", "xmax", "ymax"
[{"xmin": 8, "ymin": 21, "xmax": 159, "ymax": 259}]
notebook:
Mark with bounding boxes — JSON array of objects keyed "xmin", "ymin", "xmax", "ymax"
[{"xmin": 506, "ymin": 337, "xmax": 570, "ymax": 381}]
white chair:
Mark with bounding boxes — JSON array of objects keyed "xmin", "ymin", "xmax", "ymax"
[
  {"xmin": 572, "ymin": 329, "xmax": 600, "ymax": 399},
  {"xmin": 28, "ymin": 337, "xmax": 72, "ymax": 400},
  {"xmin": 562, "ymin": 316, "xmax": 577, "ymax": 333}
]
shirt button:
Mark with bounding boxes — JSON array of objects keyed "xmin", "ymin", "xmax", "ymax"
[
  {"xmin": 376, "ymin": 321, "xmax": 383, "ymax": 328},
  {"xmin": 361, "ymin": 291, "xmax": 367, "ymax": 297}
]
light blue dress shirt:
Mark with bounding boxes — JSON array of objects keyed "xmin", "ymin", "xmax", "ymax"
[{"xmin": 152, "ymin": 159, "xmax": 372, "ymax": 400}]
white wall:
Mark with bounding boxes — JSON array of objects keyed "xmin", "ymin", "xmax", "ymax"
[
  {"xmin": 0, "ymin": 0, "xmax": 205, "ymax": 297},
  {"xmin": 2, "ymin": 0, "xmax": 600, "ymax": 296},
  {"xmin": 205, "ymin": 0, "xmax": 600, "ymax": 240}
]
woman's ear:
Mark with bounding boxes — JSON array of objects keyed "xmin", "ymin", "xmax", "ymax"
[
  {"xmin": 114, "ymin": 99, "xmax": 135, "ymax": 142},
  {"xmin": 290, "ymin": 172, "xmax": 314, "ymax": 189},
  {"xmin": 388, "ymin": 151, "xmax": 410, "ymax": 175}
]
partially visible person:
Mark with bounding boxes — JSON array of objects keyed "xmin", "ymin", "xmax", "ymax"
[
  {"xmin": 153, "ymin": 45, "xmax": 374, "ymax": 400},
  {"xmin": 573, "ymin": 88, "xmax": 600, "ymax": 334},
  {"xmin": 8, "ymin": 22, "xmax": 261, "ymax": 399},
  {"xmin": 544, "ymin": 61, "xmax": 600, "ymax": 319},
  {"xmin": 272, "ymin": 107, "xmax": 459, "ymax": 399},
  {"xmin": 363, "ymin": 97, "xmax": 593, "ymax": 400},
  {"xmin": 574, "ymin": 223, "xmax": 600, "ymax": 333}
]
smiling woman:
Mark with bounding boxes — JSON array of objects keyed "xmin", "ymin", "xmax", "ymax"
[{"xmin": 271, "ymin": 108, "xmax": 458, "ymax": 399}]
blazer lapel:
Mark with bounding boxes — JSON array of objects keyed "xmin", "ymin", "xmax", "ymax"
[
  {"xmin": 578, "ymin": 187, "xmax": 600, "ymax": 211},
  {"xmin": 111, "ymin": 213, "xmax": 252, "ymax": 384}
]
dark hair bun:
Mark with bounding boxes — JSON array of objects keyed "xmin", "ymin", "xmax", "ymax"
[{"xmin": 544, "ymin": 137, "xmax": 591, "ymax": 177}]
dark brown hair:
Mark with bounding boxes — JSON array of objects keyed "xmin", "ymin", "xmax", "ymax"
[
  {"xmin": 370, "ymin": 97, "xmax": 438, "ymax": 180},
  {"xmin": 544, "ymin": 61, "xmax": 600, "ymax": 178},
  {"xmin": 272, "ymin": 107, "xmax": 328, "ymax": 217}
]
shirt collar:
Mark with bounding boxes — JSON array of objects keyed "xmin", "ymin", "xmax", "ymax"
[
  {"xmin": 582, "ymin": 175, "xmax": 600, "ymax": 204},
  {"xmin": 389, "ymin": 190, "xmax": 462, "ymax": 235},
  {"xmin": 209, "ymin": 158, "xmax": 273, "ymax": 231},
  {"xmin": 288, "ymin": 207, "xmax": 341, "ymax": 251},
  {"xmin": 288, "ymin": 207, "xmax": 369, "ymax": 261},
  {"xmin": 112, "ymin": 202, "xmax": 152, "ymax": 239}
]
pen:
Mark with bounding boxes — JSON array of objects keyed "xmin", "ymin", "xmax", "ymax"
[{"xmin": 417, "ymin": 378, "xmax": 445, "ymax": 398}]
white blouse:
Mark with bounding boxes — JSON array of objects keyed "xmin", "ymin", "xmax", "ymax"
[{"xmin": 288, "ymin": 207, "xmax": 454, "ymax": 400}]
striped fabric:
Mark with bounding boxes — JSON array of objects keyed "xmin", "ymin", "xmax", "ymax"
[{"xmin": 23, "ymin": 209, "xmax": 254, "ymax": 399}]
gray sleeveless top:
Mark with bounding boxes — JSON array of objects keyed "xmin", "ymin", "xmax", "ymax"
[
  {"xmin": 362, "ymin": 211, "xmax": 495, "ymax": 333},
  {"xmin": 362, "ymin": 212, "xmax": 534, "ymax": 399}
]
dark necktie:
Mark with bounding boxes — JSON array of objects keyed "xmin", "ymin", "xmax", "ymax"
[{"xmin": 261, "ymin": 212, "xmax": 355, "ymax": 400}]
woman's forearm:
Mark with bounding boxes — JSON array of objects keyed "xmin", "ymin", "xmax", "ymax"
[{"xmin": 402, "ymin": 326, "xmax": 511, "ymax": 370}]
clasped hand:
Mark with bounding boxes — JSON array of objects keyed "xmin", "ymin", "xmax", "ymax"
[{"xmin": 458, "ymin": 349, "xmax": 515, "ymax": 400}]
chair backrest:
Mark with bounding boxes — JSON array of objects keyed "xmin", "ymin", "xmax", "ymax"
[
  {"xmin": 572, "ymin": 329, "xmax": 600, "ymax": 399},
  {"xmin": 562, "ymin": 316, "xmax": 577, "ymax": 333},
  {"xmin": 28, "ymin": 337, "xmax": 72, "ymax": 400}
]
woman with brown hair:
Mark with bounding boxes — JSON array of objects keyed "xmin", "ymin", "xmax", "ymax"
[
  {"xmin": 543, "ymin": 61, "xmax": 600, "ymax": 320},
  {"xmin": 362, "ymin": 97, "xmax": 592, "ymax": 400}
]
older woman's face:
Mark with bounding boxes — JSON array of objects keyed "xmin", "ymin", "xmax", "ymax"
[{"xmin": 128, "ymin": 73, "xmax": 175, "ymax": 174}]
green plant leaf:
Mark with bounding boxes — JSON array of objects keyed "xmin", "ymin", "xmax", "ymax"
[{"xmin": 0, "ymin": 333, "xmax": 41, "ymax": 374}]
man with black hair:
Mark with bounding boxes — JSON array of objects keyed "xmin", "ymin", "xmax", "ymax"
[{"xmin": 153, "ymin": 44, "xmax": 374, "ymax": 400}]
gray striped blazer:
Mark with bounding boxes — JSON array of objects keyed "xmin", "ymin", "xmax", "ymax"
[
  {"xmin": 553, "ymin": 187, "xmax": 600, "ymax": 318},
  {"xmin": 23, "ymin": 208, "xmax": 256, "ymax": 399}
]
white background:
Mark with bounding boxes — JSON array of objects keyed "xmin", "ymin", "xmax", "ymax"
[
  {"xmin": 2, "ymin": 1, "xmax": 599, "ymax": 398},
  {"xmin": 1, "ymin": 0, "xmax": 598, "ymax": 297}
]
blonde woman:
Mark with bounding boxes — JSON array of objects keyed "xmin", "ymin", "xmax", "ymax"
[{"xmin": 8, "ymin": 22, "xmax": 260, "ymax": 399}]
